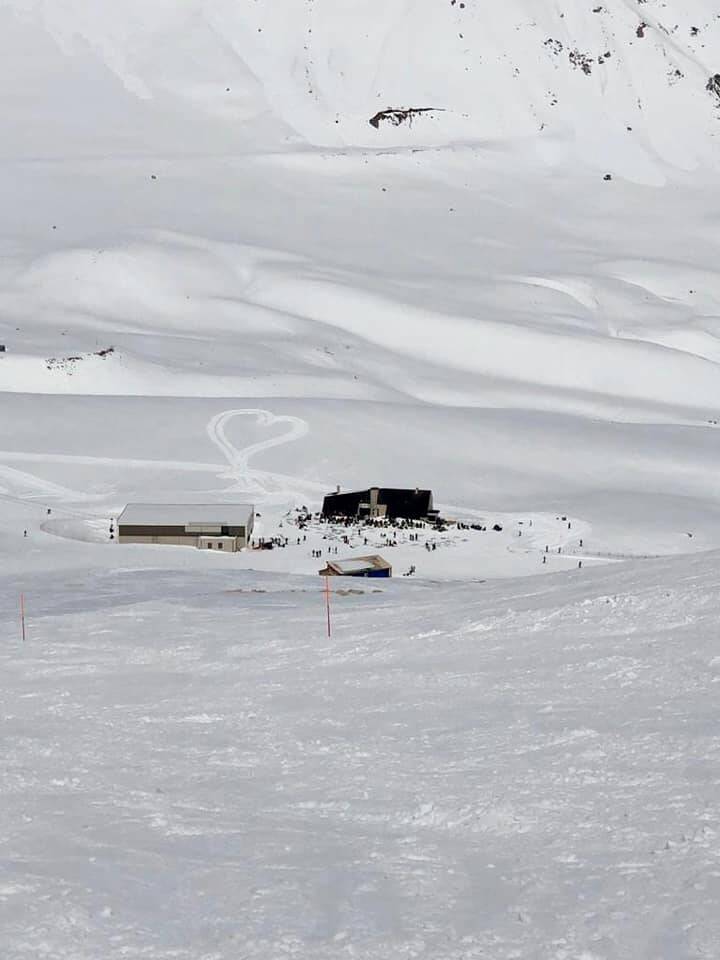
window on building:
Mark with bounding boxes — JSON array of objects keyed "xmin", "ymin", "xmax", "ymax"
[
  {"xmin": 207, "ymin": 543, "xmax": 212, "ymax": 549},
  {"xmin": 218, "ymin": 542, "xmax": 224, "ymax": 549}
]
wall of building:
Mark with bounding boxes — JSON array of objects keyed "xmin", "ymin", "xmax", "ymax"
[
  {"xmin": 118, "ymin": 534, "xmax": 196, "ymax": 546},
  {"xmin": 119, "ymin": 524, "xmax": 193, "ymax": 539},
  {"xmin": 322, "ymin": 488, "xmax": 432, "ymax": 520},
  {"xmin": 198, "ymin": 536, "xmax": 238, "ymax": 552},
  {"xmin": 322, "ymin": 490, "xmax": 368, "ymax": 517},
  {"xmin": 119, "ymin": 524, "xmax": 195, "ymax": 546},
  {"xmin": 118, "ymin": 523, "xmax": 248, "ymax": 548}
]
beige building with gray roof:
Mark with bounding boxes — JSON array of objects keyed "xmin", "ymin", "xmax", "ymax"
[{"xmin": 117, "ymin": 503, "xmax": 254, "ymax": 552}]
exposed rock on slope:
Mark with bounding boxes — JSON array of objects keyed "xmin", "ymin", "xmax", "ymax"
[{"xmin": 368, "ymin": 107, "xmax": 442, "ymax": 129}]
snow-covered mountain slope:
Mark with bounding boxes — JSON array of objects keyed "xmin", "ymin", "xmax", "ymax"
[
  {"xmin": 2, "ymin": 3, "xmax": 720, "ymax": 566},
  {"xmin": 6, "ymin": 0, "xmax": 720, "ymax": 172},
  {"xmin": 2, "ymin": 554, "xmax": 720, "ymax": 958},
  {"xmin": 4, "ymin": 5, "xmax": 720, "ymax": 956}
]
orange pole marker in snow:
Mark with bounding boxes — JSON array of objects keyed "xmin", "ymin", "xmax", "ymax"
[{"xmin": 325, "ymin": 575, "xmax": 332, "ymax": 639}]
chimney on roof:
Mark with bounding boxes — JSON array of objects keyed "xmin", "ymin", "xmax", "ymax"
[
  {"xmin": 415, "ymin": 487, "xmax": 419, "ymax": 495},
  {"xmin": 336, "ymin": 484, "xmax": 340, "ymax": 494}
]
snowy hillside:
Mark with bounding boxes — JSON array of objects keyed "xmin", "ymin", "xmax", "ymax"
[
  {"xmin": 2, "ymin": 0, "xmax": 720, "ymax": 575},
  {"xmin": 5, "ymin": 0, "xmax": 720, "ymax": 172},
  {"xmin": 2, "ymin": 2, "xmax": 720, "ymax": 955}
]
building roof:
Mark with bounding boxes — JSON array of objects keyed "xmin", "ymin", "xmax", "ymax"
[
  {"xmin": 118, "ymin": 503, "xmax": 254, "ymax": 526},
  {"xmin": 325, "ymin": 555, "xmax": 391, "ymax": 574},
  {"xmin": 326, "ymin": 487, "xmax": 432, "ymax": 497},
  {"xmin": 331, "ymin": 558, "xmax": 378, "ymax": 573}
]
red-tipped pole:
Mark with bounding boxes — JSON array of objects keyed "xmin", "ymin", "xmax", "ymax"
[
  {"xmin": 325, "ymin": 575, "xmax": 332, "ymax": 639},
  {"xmin": 20, "ymin": 593, "xmax": 26, "ymax": 643}
]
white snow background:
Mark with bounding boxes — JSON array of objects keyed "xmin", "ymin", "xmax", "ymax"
[{"xmin": 2, "ymin": 2, "xmax": 720, "ymax": 957}]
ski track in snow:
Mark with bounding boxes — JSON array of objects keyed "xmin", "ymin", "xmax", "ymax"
[
  {"xmin": 0, "ymin": 450, "xmax": 222, "ymax": 473},
  {"xmin": 0, "ymin": 462, "xmax": 91, "ymax": 503},
  {"xmin": 206, "ymin": 407, "xmax": 319, "ymax": 499},
  {"xmin": 0, "ymin": 408, "xmax": 317, "ymax": 517}
]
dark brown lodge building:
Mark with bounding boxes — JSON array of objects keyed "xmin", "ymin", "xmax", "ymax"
[{"xmin": 322, "ymin": 486, "xmax": 436, "ymax": 521}]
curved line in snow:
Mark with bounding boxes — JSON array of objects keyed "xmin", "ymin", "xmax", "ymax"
[{"xmin": 205, "ymin": 408, "xmax": 310, "ymax": 496}]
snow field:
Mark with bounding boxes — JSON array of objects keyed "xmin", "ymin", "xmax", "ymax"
[
  {"xmin": 3, "ymin": 1, "xmax": 720, "ymax": 954},
  {"xmin": 4, "ymin": 396, "xmax": 720, "ymax": 582},
  {"xmin": 6, "ymin": 1, "xmax": 720, "ymax": 170},
  {"xmin": 2, "ymin": 555, "xmax": 720, "ymax": 958},
  {"xmin": 4, "ymin": 149, "xmax": 720, "ymax": 434}
]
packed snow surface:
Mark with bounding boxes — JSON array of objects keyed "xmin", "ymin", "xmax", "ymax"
[
  {"xmin": 3, "ymin": 0, "xmax": 720, "ymax": 956},
  {"xmin": 2, "ymin": 556, "xmax": 720, "ymax": 958}
]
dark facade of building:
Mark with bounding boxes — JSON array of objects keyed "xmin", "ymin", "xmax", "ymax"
[{"xmin": 322, "ymin": 486, "xmax": 435, "ymax": 521}]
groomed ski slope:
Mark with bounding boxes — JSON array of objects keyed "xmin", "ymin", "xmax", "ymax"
[{"xmin": 2, "ymin": 554, "xmax": 719, "ymax": 959}]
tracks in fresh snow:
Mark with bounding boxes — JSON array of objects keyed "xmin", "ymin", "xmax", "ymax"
[
  {"xmin": 0, "ymin": 462, "xmax": 88, "ymax": 502},
  {"xmin": 205, "ymin": 407, "xmax": 320, "ymax": 499},
  {"xmin": 0, "ymin": 406, "xmax": 318, "ymax": 512}
]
